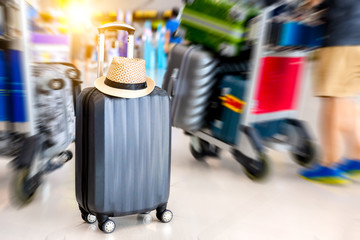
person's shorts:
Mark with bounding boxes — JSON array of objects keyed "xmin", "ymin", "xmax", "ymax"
[{"xmin": 313, "ymin": 46, "xmax": 360, "ymax": 97}]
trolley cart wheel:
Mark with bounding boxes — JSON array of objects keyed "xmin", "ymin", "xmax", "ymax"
[
  {"xmin": 190, "ymin": 136, "xmax": 220, "ymax": 161},
  {"xmin": 233, "ymin": 126, "xmax": 270, "ymax": 181},
  {"xmin": 233, "ymin": 149, "xmax": 270, "ymax": 181},
  {"xmin": 58, "ymin": 150, "xmax": 73, "ymax": 162},
  {"xmin": 285, "ymin": 119, "xmax": 317, "ymax": 167},
  {"xmin": 12, "ymin": 169, "xmax": 42, "ymax": 206},
  {"xmin": 291, "ymin": 140, "xmax": 317, "ymax": 167},
  {"xmin": 190, "ymin": 144, "xmax": 206, "ymax": 161},
  {"xmin": 44, "ymin": 150, "xmax": 73, "ymax": 173}
]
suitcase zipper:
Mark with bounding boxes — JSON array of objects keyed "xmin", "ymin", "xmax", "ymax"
[{"xmin": 82, "ymin": 87, "xmax": 96, "ymax": 214}]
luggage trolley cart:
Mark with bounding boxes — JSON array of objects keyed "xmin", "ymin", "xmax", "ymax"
[
  {"xmin": 188, "ymin": 4, "xmax": 317, "ymax": 180},
  {"xmin": 1, "ymin": 0, "xmax": 82, "ymax": 205}
]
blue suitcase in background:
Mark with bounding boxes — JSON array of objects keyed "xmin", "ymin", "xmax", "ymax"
[
  {"xmin": 7, "ymin": 49, "xmax": 28, "ymax": 125},
  {"xmin": 211, "ymin": 75, "xmax": 248, "ymax": 145},
  {"xmin": 0, "ymin": 49, "xmax": 8, "ymax": 127}
]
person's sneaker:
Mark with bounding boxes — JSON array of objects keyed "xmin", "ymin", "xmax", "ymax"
[
  {"xmin": 336, "ymin": 159, "xmax": 360, "ymax": 179},
  {"xmin": 299, "ymin": 164, "xmax": 351, "ymax": 185}
]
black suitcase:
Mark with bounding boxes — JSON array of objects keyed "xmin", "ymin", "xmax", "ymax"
[{"xmin": 75, "ymin": 23, "xmax": 173, "ymax": 233}]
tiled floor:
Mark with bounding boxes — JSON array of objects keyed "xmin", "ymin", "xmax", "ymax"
[{"xmin": 1, "ymin": 65, "xmax": 360, "ymax": 240}]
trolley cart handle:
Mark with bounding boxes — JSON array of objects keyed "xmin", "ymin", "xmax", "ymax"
[{"xmin": 97, "ymin": 22, "xmax": 135, "ymax": 77}]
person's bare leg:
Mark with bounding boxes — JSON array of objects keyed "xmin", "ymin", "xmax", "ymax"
[
  {"xmin": 319, "ymin": 97, "xmax": 342, "ymax": 167},
  {"xmin": 341, "ymin": 99, "xmax": 360, "ymax": 160},
  {"xmin": 299, "ymin": 97, "xmax": 351, "ymax": 184}
]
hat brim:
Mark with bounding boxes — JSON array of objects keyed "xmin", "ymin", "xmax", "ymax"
[{"xmin": 94, "ymin": 76, "xmax": 155, "ymax": 98}]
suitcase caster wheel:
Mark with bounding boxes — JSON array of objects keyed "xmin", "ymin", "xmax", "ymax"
[
  {"xmin": 156, "ymin": 209, "xmax": 173, "ymax": 223},
  {"xmin": 137, "ymin": 213, "xmax": 153, "ymax": 225},
  {"xmin": 100, "ymin": 219, "xmax": 116, "ymax": 233},
  {"xmin": 82, "ymin": 213, "xmax": 97, "ymax": 224}
]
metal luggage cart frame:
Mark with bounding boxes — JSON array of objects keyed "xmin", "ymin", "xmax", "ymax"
[
  {"xmin": 187, "ymin": 4, "xmax": 317, "ymax": 180},
  {"xmin": 1, "ymin": 0, "xmax": 80, "ymax": 205}
]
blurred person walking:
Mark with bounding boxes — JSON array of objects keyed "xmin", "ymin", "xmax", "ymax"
[
  {"xmin": 300, "ymin": 0, "xmax": 360, "ymax": 184},
  {"xmin": 164, "ymin": 7, "xmax": 182, "ymax": 54}
]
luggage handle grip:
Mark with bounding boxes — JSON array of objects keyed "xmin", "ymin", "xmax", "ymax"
[
  {"xmin": 97, "ymin": 22, "xmax": 135, "ymax": 77},
  {"xmin": 98, "ymin": 22, "xmax": 135, "ymax": 35}
]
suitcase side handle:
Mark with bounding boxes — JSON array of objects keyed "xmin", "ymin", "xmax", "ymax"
[
  {"xmin": 97, "ymin": 22, "xmax": 135, "ymax": 77},
  {"xmin": 169, "ymin": 68, "xmax": 179, "ymax": 97}
]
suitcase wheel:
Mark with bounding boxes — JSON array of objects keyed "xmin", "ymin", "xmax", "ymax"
[
  {"xmin": 99, "ymin": 219, "xmax": 116, "ymax": 234},
  {"xmin": 137, "ymin": 213, "xmax": 153, "ymax": 225},
  {"xmin": 156, "ymin": 209, "xmax": 173, "ymax": 223},
  {"xmin": 82, "ymin": 213, "xmax": 97, "ymax": 224}
]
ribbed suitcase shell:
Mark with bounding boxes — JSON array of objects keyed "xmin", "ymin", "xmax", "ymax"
[
  {"xmin": 76, "ymin": 87, "xmax": 171, "ymax": 216},
  {"xmin": 162, "ymin": 44, "xmax": 217, "ymax": 131}
]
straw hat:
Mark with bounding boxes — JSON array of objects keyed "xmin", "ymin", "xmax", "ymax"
[{"xmin": 95, "ymin": 57, "xmax": 155, "ymax": 98}]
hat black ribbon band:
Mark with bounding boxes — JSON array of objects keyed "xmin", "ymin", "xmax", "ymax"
[{"xmin": 104, "ymin": 78, "xmax": 147, "ymax": 90}]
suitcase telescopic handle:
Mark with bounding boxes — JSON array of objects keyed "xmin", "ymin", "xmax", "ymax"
[{"xmin": 97, "ymin": 22, "xmax": 136, "ymax": 77}]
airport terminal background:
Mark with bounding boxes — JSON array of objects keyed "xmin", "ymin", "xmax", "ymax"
[{"xmin": 1, "ymin": 0, "xmax": 360, "ymax": 239}]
